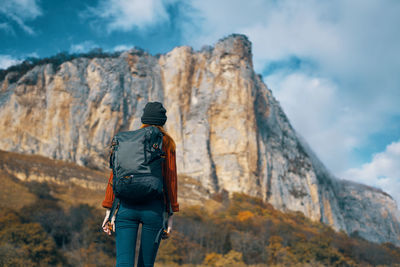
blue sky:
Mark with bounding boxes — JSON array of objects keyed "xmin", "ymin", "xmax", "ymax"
[{"xmin": 1, "ymin": 0, "xmax": 399, "ymax": 204}]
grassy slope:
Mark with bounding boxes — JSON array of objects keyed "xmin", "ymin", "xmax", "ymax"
[
  {"xmin": 0, "ymin": 149, "xmax": 212, "ymax": 211},
  {"xmin": 0, "ymin": 170, "xmax": 37, "ymax": 210},
  {"xmin": 0, "ymin": 150, "xmax": 107, "ymax": 210}
]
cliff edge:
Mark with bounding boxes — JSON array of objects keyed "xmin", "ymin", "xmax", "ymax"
[{"xmin": 0, "ymin": 34, "xmax": 398, "ymax": 245}]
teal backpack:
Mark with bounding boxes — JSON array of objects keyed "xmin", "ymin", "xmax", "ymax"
[{"xmin": 107, "ymin": 126, "xmax": 172, "ymax": 222}]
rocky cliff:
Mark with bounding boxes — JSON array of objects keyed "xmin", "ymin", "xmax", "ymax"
[{"xmin": 0, "ymin": 34, "xmax": 399, "ymax": 245}]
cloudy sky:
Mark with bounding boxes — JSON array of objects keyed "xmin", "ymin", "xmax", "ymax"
[{"xmin": 1, "ymin": 0, "xmax": 399, "ymax": 204}]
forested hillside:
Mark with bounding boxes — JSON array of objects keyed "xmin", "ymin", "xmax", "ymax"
[{"xmin": 0, "ymin": 151, "xmax": 399, "ymax": 266}]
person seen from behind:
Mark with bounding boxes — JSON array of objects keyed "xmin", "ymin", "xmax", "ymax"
[{"xmin": 101, "ymin": 101, "xmax": 179, "ymax": 266}]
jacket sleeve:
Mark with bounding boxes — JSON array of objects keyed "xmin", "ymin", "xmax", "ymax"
[
  {"xmin": 102, "ymin": 171, "xmax": 115, "ymax": 209},
  {"xmin": 163, "ymin": 147, "xmax": 179, "ymax": 213}
]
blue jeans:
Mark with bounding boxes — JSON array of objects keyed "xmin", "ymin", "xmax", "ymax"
[{"xmin": 115, "ymin": 195, "xmax": 165, "ymax": 267}]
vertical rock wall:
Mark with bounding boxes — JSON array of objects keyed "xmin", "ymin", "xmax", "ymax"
[{"xmin": 0, "ymin": 34, "xmax": 398, "ymax": 245}]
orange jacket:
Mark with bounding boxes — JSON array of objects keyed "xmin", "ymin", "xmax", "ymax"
[{"xmin": 102, "ymin": 124, "xmax": 179, "ymax": 214}]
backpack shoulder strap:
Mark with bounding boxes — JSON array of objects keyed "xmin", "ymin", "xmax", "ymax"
[{"xmin": 107, "ymin": 197, "xmax": 120, "ymax": 223}]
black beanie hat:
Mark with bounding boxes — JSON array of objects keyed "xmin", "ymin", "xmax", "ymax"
[{"xmin": 141, "ymin": 101, "xmax": 167, "ymax": 126}]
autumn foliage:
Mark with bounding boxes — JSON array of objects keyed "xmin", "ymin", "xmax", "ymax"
[
  {"xmin": 1, "ymin": 179, "xmax": 400, "ymax": 266},
  {"xmin": 0, "ymin": 199, "xmax": 115, "ymax": 266},
  {"xmin": 155, "ymin": 192, "xmax": 400, "ymax": 266}
]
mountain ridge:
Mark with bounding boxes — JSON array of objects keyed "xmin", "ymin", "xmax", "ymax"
[{"xmin": 0, "ymin": 34, "xmax": 399, "ymax": 246}]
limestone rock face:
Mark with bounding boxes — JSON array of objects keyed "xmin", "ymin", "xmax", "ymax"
[
  {"xmin": 0, "ymin": 34, "xmax": 399, "ymax": 245},
  {"xmin": 336, "ymin": 180, "xmax": 400, "ymax": 244}
]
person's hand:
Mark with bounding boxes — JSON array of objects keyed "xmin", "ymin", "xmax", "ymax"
[
  {"xmin": 102, "ymin": 209, "xmax": 115, "ymax": 235},
  {"xmin": 167, "ymin": 214, "xmax": 173, "ymax": 234},
  {"xmin": 161, "ymin": 213, "xmax": 173, "ymax": 239}
]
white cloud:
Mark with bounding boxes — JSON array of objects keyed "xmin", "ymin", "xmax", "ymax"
[
  {"xmin": 266, "ymin": 71, "xmax": 355, "ymax": 172},
  {"xmin": 26, "ymin": 52, "xmax": 39, "ymax": 59},
  {"xmin": 0, "ymin": 55, "xmax": 22, "ymax": 69},
  {"xmin": 187, "ymin": 0, "xmax": 343, "ymax": 70},
  {"xmin": 341, "ymin": 140, "xmax": 400, "ymax": 206},
  {"xmin": 181, "ymin": 0, "xmax": 400, "ymax": 177},
  {"xmin": 0, "ymin": 22, "xmax": 15, "ymax": 35},
  {"xmin": 112, "ymin": 44, "xmax": 133, "ymax": 52},
  {"xmin": 0, "ymin": 0, "xmax": 42, "ymax": 35},
  {"xmin": 70, "ymin": 41, "xmax": 99, "ymax": 54},
  {"xmin": 84, "ymin": 0, "xmax": 177, "ymax": 33}
]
